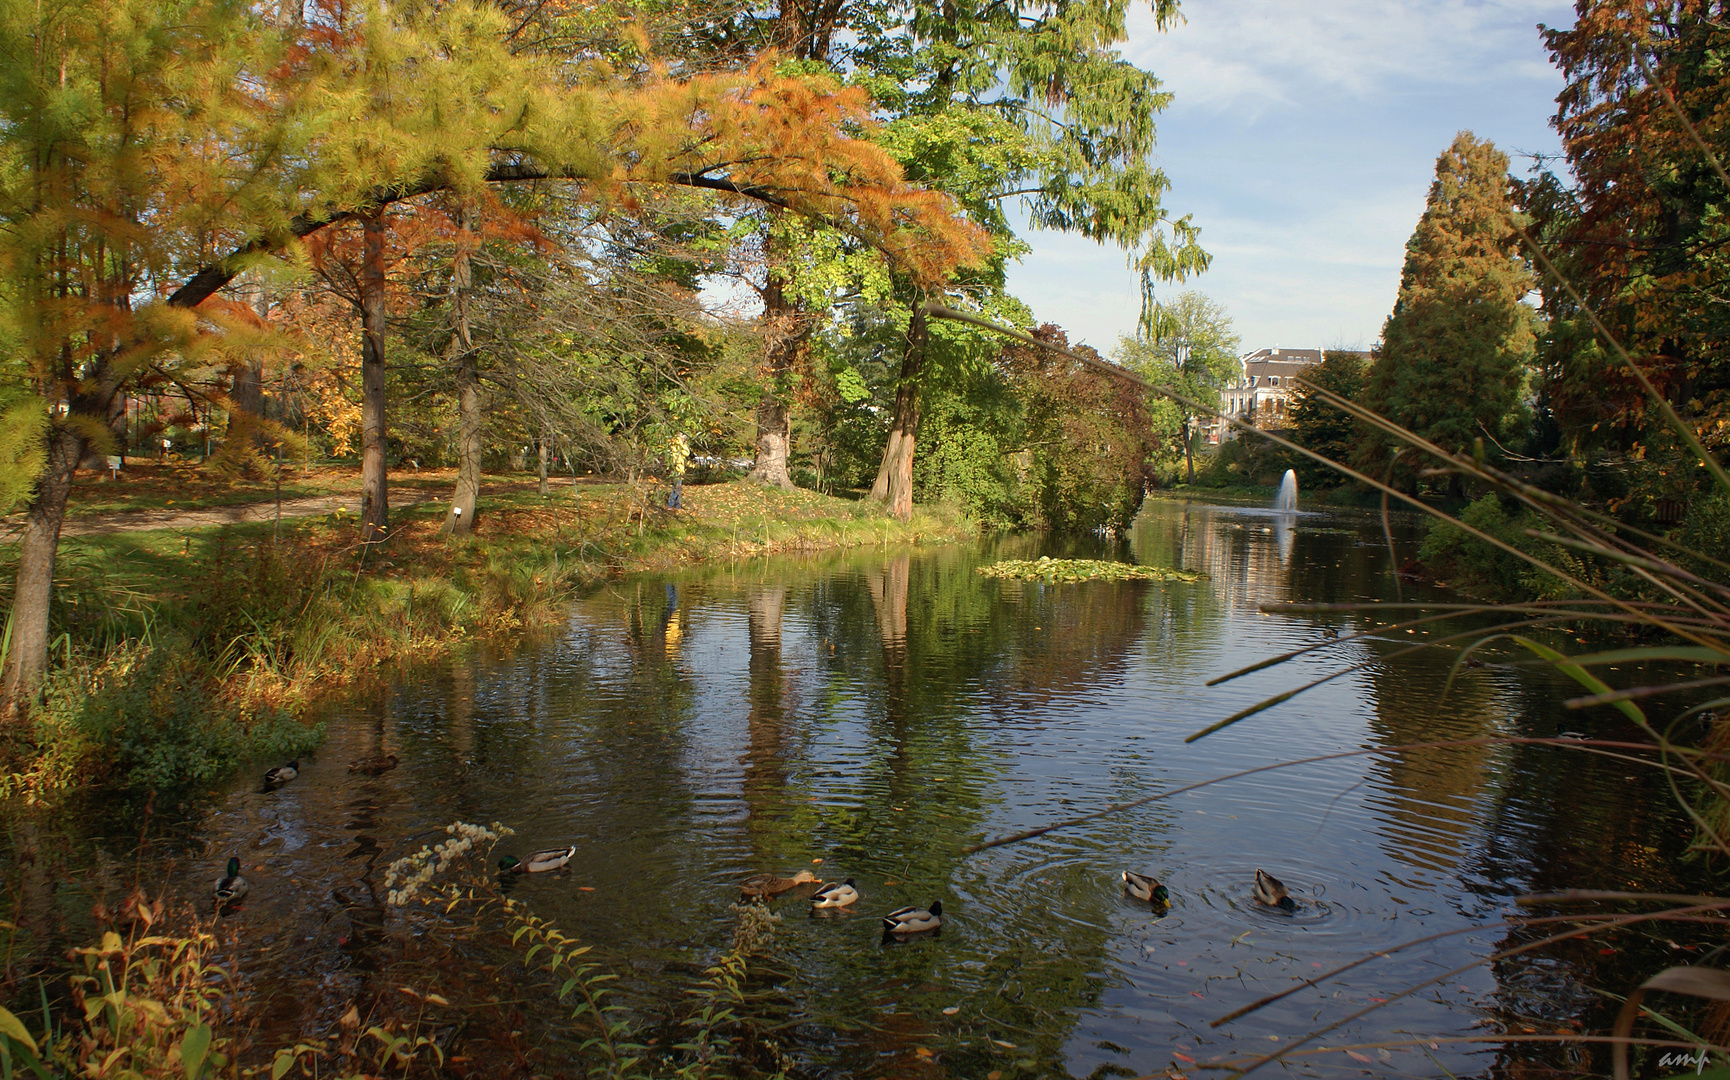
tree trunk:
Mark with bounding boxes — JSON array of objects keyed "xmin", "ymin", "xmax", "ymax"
[
  {"xmin": 537, "ymin": 431, "xmax": 550, "ymax": 496},
  {"xmin": 359, "ymin": 210, "xmax": 389, "ymax": 542},
  {"xmin": 1183, "ymin": 416, "xmax": 1195, "ymax": 483},
  {"xmin": 747, "ymin": 274, "xmax": 803, "ymax": 491},
  {"xmin": 231, "ymin": 362, "xmax": 264, "ymax": 421},
  {"xmin": 868, "ymin": 304, "xmax": 928, "ymax": 521},
  {"xmin": 443, "ymin": 222, "xmax": 480, "ymax": 537},
  {"xmin": 2, "ymin": 427, "xmax": 85, "ymax": 715}
]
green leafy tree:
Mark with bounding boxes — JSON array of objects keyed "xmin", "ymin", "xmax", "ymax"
[
  {"xmin": 1007, "ymin": 325, "xmax": 1157, "ymax": 533},
  {"xmin": 1288, "ymin": 349, "xmax": 1369, "ymax": 487},
  {"xmin": 1115, "ymin": 290, "xmax": 1240, "ymax": 482},
  {"xmin": 1356, "ymin": 132, "xmax": 1536, "ymax": 493},
  {"xmin": 736, "ymin": 0, "xmax": 1209, "ymax": 515}
]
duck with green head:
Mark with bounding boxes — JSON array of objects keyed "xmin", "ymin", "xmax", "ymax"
[
  {"xmin": 882, "ymin": 900, "xmax": 942, "ymax": 936},
  {"xmin": 1121, "ymin": 870, "xmax": 1169, "ymax": 907},
  {"xmin": 214, "ymin": 858, "xmax": 247, "ymax": 906},
  {"xmin": 811, "ymin": 879, "xmax": 858, "ymax": 908},
  {"xmin": 1254, "ymin": 869, "xmax": 1296, "ymax": 911}
]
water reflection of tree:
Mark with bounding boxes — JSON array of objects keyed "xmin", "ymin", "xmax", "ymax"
[
  {"xmin": 742, "ymin": 582, "xmax": 804, "ymax": 862},
  {"xmin": 1357, "ymin": 632, "xmax": 1507, "ymax": 877},
  {"xmin": 1450, "ymin": 678, "xmax": 1713, "ymax": 1078},
  {"xmin": 829, "ymin": 546, "xmax": 1136, "ymax": 1076}
]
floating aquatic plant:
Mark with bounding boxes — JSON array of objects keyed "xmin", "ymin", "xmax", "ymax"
[{"xmin": 977, "ymin": 557, "xmax": 1204, "ymax": 584}]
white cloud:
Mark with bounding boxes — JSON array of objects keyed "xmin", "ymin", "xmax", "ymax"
[
  {"xmin": 1004, "ymin": 0, "xmax": 1577, "ymax": 351},
  {"xmin": 1128, "ymin": 0, "xmax": 1572, "ymax": 115}
]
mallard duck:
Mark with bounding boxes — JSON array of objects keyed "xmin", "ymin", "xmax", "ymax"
[
  {"xmin": 811, "ymin": 878, "xmax": 859, "ymax": 908},
  {"xmin": 1254, "ymin": 869, "xmax": 1296, "ymax": 911},
  {"xmin": 739, "ymin": 869, "xmax": 817, "ymax": 899},
  {"xmin": 348, "ymin": 753, "xmax": 399, "ymax": 776},
  {"xmin": 264, "ymin": 760, "xmax": 299, "ymax": 787},
  {"xmin": 214, "ymin": 858, "xmax": 248, "ymax": 906},
  {"xmin": 1122, "ymin": 870, "xmax": 1169, "ymax": 906},
  {"xmin": 498, "ymin": 846, "xmax": 576, "ymax": 874},
  {"xmin": 882, "ymin": 900, "xmax": 942, "ymax": 935}
]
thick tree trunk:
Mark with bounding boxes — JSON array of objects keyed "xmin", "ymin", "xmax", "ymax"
[
  {"xmin": 359, "ymin": 210, "xmax": 389, "ymax": 542},
  {"xmin": 231, "ymin": 362, "xmax": 264, "ymax": 421},
  {"xmin": 537, "ymin": 431, "xmax": 550, "ymax": 496},
  {"xmin": 747, "ymin": 275, "xmax": 803, "ymax": 491},
  {"xmin": 868, "ymin": 304, "xmax": 928, "ymax": 521},
  {"xmin": 2, "ymin": 427, "xmax": 84, "ymax": 716},
  {"xmin": 443, "ymin": 225, "xmax": 480, "ymax": 537}
]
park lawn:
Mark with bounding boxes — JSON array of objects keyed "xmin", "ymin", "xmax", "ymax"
[{"xmin": 57, "ymin": 460, "xmax": 355, "ymax": 516}]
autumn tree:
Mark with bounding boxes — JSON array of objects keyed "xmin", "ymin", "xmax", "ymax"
[
  {"xmin": 1115, "ymin": 291, "xmax": 1240, "ymax": 482},
  {"xmin": 0, "ymin": 0, "xmax": 987, "ymax": 713},
  {"xmin": 1004, "ymin": 325, "xmax": 1159, "ymax": 533},
  {"xmin": 1356, "ymin": 132, "xmax": 1536, "ymax": 492},
  {"xmin": 0, "ymin": 0, "xmax": 292, "ymax": 710},
  {"xmin": 1518, "ymin": 1, "xmax": 1730, "ymax": 494}
]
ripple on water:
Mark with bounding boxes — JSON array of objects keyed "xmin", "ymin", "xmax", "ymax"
[{"xmin": 26, "ymin": 509, "xmax": 1707, "ymax": 1080}]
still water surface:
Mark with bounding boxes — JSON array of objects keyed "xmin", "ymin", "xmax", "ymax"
[{"xmin": 40, "ymin": 498, "xmax": 1713, "ymax": 1077}]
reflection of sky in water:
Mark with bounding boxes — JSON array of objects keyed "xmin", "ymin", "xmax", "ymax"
[{"xmin": 158, "ymin": 500, "xmax": 1705, "ymax": 1078}]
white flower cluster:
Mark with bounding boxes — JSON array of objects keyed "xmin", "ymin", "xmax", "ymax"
[
  {"xmin": 384, "ymin": 821, "xmax": 515, "ymax": 907},
  {"xmin": 731, "ymin": 898, "xmax": 781, "ymax": 955}
]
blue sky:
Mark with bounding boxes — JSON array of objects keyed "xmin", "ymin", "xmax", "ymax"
[{"xmin": 1002, "ymin": 0, "xmax": 1579, "ymax": 355}]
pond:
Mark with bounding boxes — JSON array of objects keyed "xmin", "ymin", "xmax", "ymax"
[{"xmin": 7, "ymin": 497, "xmax": 1711, "ymax": 1078}]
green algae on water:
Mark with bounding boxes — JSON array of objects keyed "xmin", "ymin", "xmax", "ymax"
[{"xmin": 976, "ymin": 557, "xmax": 1204, "ymax": 584}]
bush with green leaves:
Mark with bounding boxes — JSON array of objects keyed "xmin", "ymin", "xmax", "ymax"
[
  {"xmin": 1416, "ymin": 495, "xmax": 1583, "ymax": 602},
  {"xmin": 27, "ymin": 642, "xmax": 322, "ymax": 794}
]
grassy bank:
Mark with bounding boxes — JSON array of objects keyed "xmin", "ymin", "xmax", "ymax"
[{"xmin": 2, "ymin": 475, "xmax": 974, "ymax": 799}]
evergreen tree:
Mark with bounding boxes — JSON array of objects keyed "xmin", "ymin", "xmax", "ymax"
[
  {"xmin": 1288, "ymin": 349, "xmax": 1368, "ymax": 486},
  {"xmin": 1357, "ymin": 132, "xmax": 1536, "ymax": 490}
]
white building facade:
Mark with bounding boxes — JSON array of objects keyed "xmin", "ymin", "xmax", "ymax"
[{"xmin": 1207, "ymin": 347, "xmax": 1324, "ymax": 444}]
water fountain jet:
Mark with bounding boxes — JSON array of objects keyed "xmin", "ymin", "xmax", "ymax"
[{"xmin": 1274, "ymin": 469, "xmax": 1298, "ymax": 513}]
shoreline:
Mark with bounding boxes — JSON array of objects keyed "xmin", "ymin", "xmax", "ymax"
[{"xmin": 3, "ymin": 479, "xmax": 977, "ymax": 799}]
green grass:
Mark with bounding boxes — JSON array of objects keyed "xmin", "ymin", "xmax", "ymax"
[{"xmin": 1, "ymin": 476, "xmax": 975, "ymax": 798}]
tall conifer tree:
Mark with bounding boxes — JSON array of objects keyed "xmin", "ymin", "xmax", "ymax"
[{"xmin": 1358, "ymin": 132, "xmax": 1536, "ymax": 487}]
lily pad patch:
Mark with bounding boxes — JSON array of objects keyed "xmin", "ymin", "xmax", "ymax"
[{"xmin": 976, "ymin": 557, "xmax": 1204, "ymax": 583}]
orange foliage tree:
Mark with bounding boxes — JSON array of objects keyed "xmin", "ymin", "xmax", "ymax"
[{"xmin": 0, "ymin": 0, "xmax": 985, "ymax": 713}]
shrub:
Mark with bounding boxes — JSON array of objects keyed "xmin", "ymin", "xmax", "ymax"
[
  {"xmin": 1416, "ymin": 494, "xmax": 1583, "ymax": 601},
  {"xmin": 23, "ymin": 642, "xmax": 322, "ymax": 795}
]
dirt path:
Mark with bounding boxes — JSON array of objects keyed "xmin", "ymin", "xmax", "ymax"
[{"xmin": 52, "ymin": 487, "xmax": 451, "ymax": 538}]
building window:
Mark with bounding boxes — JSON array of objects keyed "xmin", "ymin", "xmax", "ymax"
[{"xmin": 1269, "ymin": 376, "xmax": 1279, "ymax": 387}]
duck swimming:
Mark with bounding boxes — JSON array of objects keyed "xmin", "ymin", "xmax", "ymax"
[
  {"xmin": 811, "ymin": 879, "xmax": 859, "ymax": 908},
  {"xmin": 264, "ymin": 760, "xmax": 299, "ymax": 787},
  {"xmin": 740, "ymin": 869, "xmax": 818, "ymax": 899},
  {"xmin": 214, "ymin": 858, "xmax": 248, "ymax": 907},
  {"xmin": 1121, "ymin": 870, "xmax": 1169, "ymax": 906},
  {"xmin": 882, "ymin": 900, "xmax": 942, "ymax": 935},
  {"xmin": 1254, "ymin": 869, "xmax": 1296, "ymax": 911},
  {"xmin": 349, "ymin": 753, "xmax": 399, "ymax": 776},
  {"xmin": 498, "ymin": 846, "xmax": 577, "ymax": 874}
]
